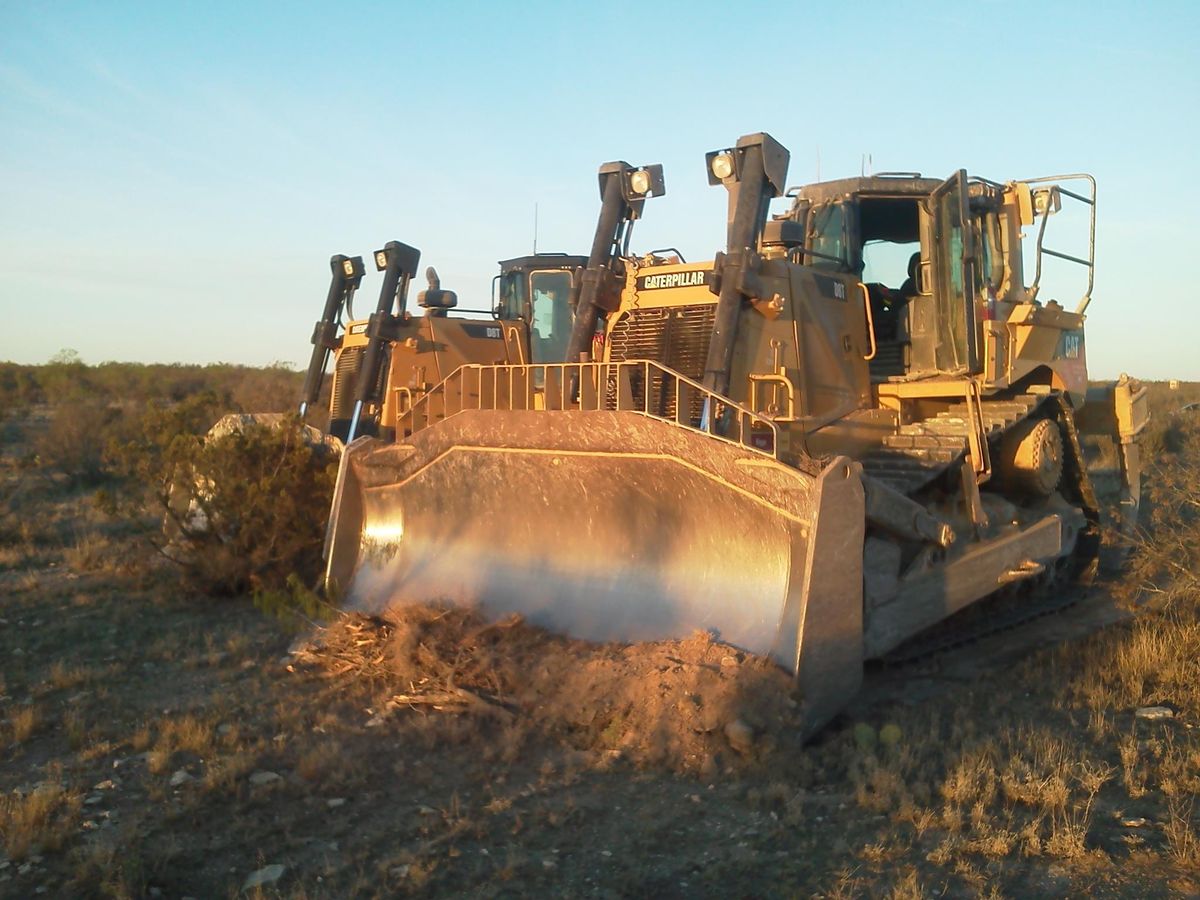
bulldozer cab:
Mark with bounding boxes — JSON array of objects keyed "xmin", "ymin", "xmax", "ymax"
[
  {"xmin": 494, "ymin": 255, "xmax": 586, "ymax": 364},
  {"xmin": 787, "ymin": 170, "xmax": 1095, "ymax": 394},
  {"xmin": 789, "ymin": 172, "xmax": 975, "ymax": 382}
]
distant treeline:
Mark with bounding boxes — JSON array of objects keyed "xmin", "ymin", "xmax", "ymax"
[
  {"xmin": 0, "ymin": 352, "xmax": 326, "ymax": 484},
  {"xmin": 0, "ymin": 351, "xmax": 310, "ymax": 417}
]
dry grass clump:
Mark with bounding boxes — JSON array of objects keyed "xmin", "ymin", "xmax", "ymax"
[
  {"xmin": 63, "ymin": 707, "xmax": 90, "ymax": 751},
  {"xmin": 0, "ymin": 782, "xmax": 82, "ymax": 860},
  {"xmin": 850, "ymin": 751, "xmax": 913, "ymax": 814},
  {"xmin": 68, "ymin": 833, "xmax": 148, "ymax": 899},
  {"xmin": 47, "ymin": 659, "xmax": 94, "ymax": 692},
  {"xmin": 63, "ymin": 530, "xmax": 117, "ymax": 573},
  {"xmin": 1164, "ymin": 798, "xmax": 1200, "ymax": 865},
  {"xmin": 885, "ymin": 867, "xmax": 926, "ymax": 900},
  {"xmin": 7, "ymin": 705, "xmax": 40, "ymax": 747},
  {"xmin": 155, "ymin": 713, "xmax": 215, "ymax": 756},
  {"xmin": 0, "ymin": 541, "xmax": 30, "ymax": 570},
  {"xmin": 296, "ymin": 741, "xmax": 346, "ymax": 783},
  {"xmin": 129, "ymin": 722, "xmax": 154, "ymax": 752},
  {"xmin": 201, "ymin": 751, "xmax": 257, "ymax": 794},
  {"xmin": 134, "ymin": 712, "xmax": 219, "ymax": 777}
]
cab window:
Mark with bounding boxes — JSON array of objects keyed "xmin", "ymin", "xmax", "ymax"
[
  {"xmin": 497, "ymin": 271, "xmax": 528, "ymax": 321},
  {"xmin": 529, "ymin": 270, "xmax": 573, "ymax": 363},
  {"xmin": 978, "ymin": 212, "xmax": 1003, "ymax": 292},
  {"xmin": 807, "ymin": 202, "xmax": 849, "ymax": 272}
]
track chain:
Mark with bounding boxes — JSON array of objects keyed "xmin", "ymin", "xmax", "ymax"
[{"xmin": 879, "ymin": 569, "xmax": 1087, "ymax": 666}]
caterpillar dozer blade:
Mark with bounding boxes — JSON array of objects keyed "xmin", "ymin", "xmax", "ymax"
[{"xmin": 325, "ymin": 379, "xmax": 867, "ymax": 732}]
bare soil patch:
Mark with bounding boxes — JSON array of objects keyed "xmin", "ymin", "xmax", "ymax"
[{"xmin": 297, "ymin": 608, "xmax": 802, "ymax": 777}]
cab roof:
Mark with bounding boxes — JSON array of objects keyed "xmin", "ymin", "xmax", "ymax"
[
  {"xmin": 498, "ymin": 253, "xmax": 587, "ymax": 273},
  {"xmin": 790, "ymin": 174, "xmax": 944, "ymax": 204}
]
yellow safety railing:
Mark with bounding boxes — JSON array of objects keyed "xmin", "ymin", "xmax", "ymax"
[{"xmin": 395, "ymin": 360, "xmax": 779, "ymax": 458}]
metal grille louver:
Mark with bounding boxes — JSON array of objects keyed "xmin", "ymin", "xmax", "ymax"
[
  {"xmin": 606, "ymin": 304, "xmax": 715, "ymax": 422},
  {"xmin": 330, "ymin": 346, "xmax": 363, "ymax": 420}
]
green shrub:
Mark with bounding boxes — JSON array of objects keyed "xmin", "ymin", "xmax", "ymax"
[
  {"xmin": 105, "ymin": 402, "xmax": 336, "ymax": 597},
  {"xmin": 174, "ymin": 420, "xmax": 337, "ymax": 595},
  {"xmin": 1141, "ymin": 418, "xmax": 1186, "ymax": 458},
  {"xmin": 33, "ymin": 398, "xmax": 130, "ymax": 485}
]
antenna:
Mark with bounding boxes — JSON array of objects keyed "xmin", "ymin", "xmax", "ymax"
[
  {"xmin": 816, "ymin": 146, "xmax": 820, "ymax": 182},
  {"xmin": 533, "ymin": 202, "xmax": 538, "ymax": 254}
]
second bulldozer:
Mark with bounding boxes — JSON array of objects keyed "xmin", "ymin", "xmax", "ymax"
[{"xmin": 325, "ymin": 133, "xmax": 1146, "ymax": 736}]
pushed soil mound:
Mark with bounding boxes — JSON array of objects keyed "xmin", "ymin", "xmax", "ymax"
[{"xmin": 296, "ymin": 606, "xmax": 804, "ymax": 775}]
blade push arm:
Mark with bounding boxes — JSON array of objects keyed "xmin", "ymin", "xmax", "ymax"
[
  {"xmin": 564, "ymin": 161, "xmax": 664, "ymax": 366},
  {"xmin": 299, "ymin": 254, "xmax": 365, "ymax": 417},
  {"xmin": 346, "ymin": 241, "xmax": 421, "ymax": 443},
  {"xmin": 702, "ymin": 133, "xmax": 790, "ymax": 397}
]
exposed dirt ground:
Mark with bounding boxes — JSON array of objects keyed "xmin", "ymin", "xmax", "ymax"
[{"xmin": 2, "ymin": 400, "xmax": 1199, "ymax": 898}]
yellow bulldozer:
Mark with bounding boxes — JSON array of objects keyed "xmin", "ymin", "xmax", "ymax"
[
  {"xmin": 322, "ymin": 133, "xmax": 1146, "ymax": 736},
  {"xmin": 295, "ymin": 249, "xmax": 591, "ymax": 445},
  {"xmin": 170, "ymin": 247, "xmax": 611, "ymax": 543}
]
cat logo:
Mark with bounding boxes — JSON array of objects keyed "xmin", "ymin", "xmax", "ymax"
[{"xmin": 1063, "ymin": 332, "xmax": 1082, "ymax": 359}]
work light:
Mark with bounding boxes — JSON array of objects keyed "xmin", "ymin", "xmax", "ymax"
[{"xmin": 710, "ymin": 151, "xmax": 735, "ymax": 181}]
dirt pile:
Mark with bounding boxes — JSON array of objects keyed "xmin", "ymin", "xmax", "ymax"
[{"xmin": 294, "ymin": 606, "xmax": 805, "ymax": 775}]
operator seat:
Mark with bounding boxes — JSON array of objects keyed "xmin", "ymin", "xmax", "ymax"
[{"xmin": 897, "ymin": 251, "xmax": 920, "ymax": 301}]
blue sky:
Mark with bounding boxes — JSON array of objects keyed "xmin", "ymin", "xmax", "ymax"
[{"xmin": 1, "ymin": 0, "xmax": 1196, "ymax": 378}]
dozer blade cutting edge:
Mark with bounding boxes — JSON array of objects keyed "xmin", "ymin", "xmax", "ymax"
[{"xmin": 325, "ymin": 408, "xmax": 867, "ymax": 732}]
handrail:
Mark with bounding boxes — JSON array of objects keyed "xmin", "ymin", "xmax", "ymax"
[
  {"xmin": 963, "ymin": 379, "xmax": 992, "ymax": 482},
  {"xmin": 505, "ymin": 325, "xmax": 526, "ymax": 365},
  {"xmin": 396, "ymin": 360, "xmax": 779, "ymax": 459},
  {"xmin": 748, "ymin": 372, "xmax": 797, "ymax": 421},
  {"xmin": 1019, "ymin": 173, "xmax": 1096, "ymax": 314},
  {"xmin": 858, "ymin": 282, "xmax": 877, "ymax": 361}
]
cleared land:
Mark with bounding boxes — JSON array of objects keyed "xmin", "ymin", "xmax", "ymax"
[{"xmin": 1, "ymin": 369, "xmax": 1198, "ymax": 898}]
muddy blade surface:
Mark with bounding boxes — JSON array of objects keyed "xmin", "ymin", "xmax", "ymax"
[{"xmin": 325, "ymin": 410, "xmax": 861, "ymax": 682}]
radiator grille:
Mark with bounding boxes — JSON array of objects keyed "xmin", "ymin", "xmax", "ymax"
[
  {"xmin": 606, "ymin": 304, "xmax": 715, "ymax": 422},
  {"xmin": 330, "ymin": 346, "xmax": 363, "ymax": 420}
]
